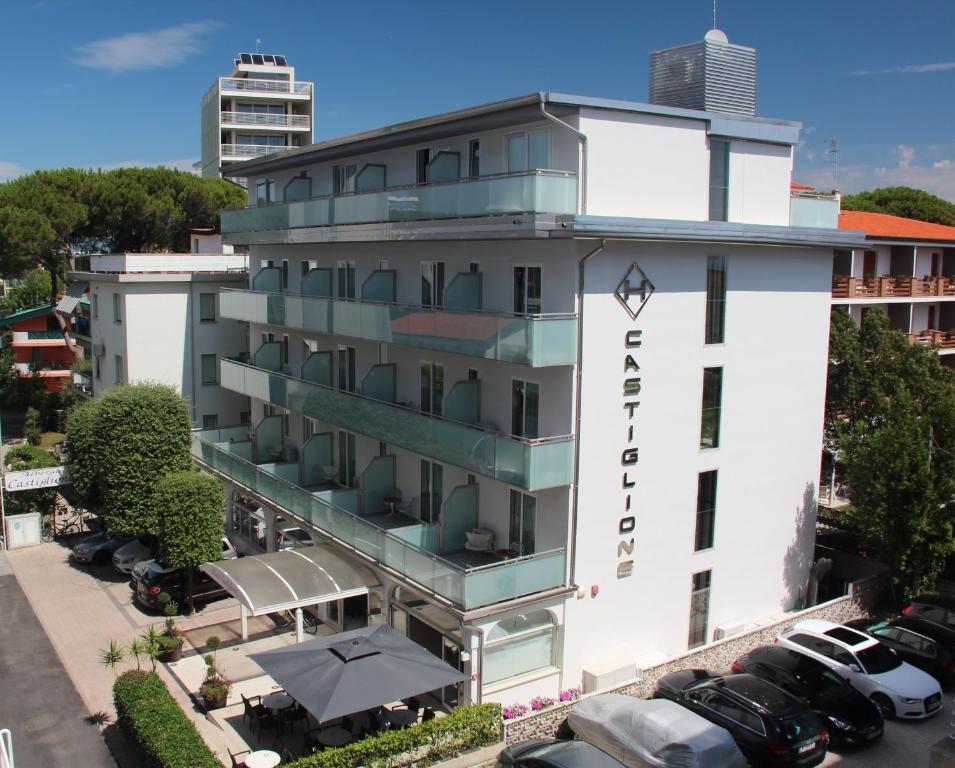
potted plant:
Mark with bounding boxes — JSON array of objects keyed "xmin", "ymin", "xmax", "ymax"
[
  {"xmin": 157, "ymin": 594, "xmax": 185, "ymax": 663},
  {"xmin": 198, "ymin": 637, "xmax": 231, "ymax": 710}
]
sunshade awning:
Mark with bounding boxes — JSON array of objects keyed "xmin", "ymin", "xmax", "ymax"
[
  {"xmin": 200, "ymin": 545, "xmax": 379, "ymax": 616},
  {"xmin": 56, "ymin": 281, "xmax": 88, "ymax": 315}
]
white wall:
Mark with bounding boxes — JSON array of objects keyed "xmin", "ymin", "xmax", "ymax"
[{"xmin": 727, "ymin": 141, "xmax": 793, "ymax": 226}]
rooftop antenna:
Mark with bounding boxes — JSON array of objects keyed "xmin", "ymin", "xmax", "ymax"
[
  {"xmin": 713, "ymin": 0, "xmax": 717, "ymax": 29},
  {"xmin": 825, "ymin": 136, "xmax": 840, "ymax": 191}
]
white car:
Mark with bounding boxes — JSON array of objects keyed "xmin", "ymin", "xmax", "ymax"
[
  {"xmin": 123, "ymin": 536, "xmax": 238, "ymax": 577},
  {"xmin": 113, "ymin": 536, "xmax": 156, "ymax": 574},
  {"xmin": 777, "ymin": 619, "xmax": 941, "ymax": 719}
]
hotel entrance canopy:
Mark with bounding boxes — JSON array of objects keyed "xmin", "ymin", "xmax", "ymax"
[{"xmin": 200, "ymin": 545, "xmax": 379, "ymax": 618}]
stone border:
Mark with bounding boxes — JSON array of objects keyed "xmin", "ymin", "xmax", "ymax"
[{"xmin": 504, "ymin": 589, "xmax": 871, "ymax": 744}]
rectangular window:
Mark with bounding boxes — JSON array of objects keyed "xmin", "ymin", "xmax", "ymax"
[
  {"xmin": 282, "ymin": 334, "xmax": 289, "ymax": 365},
  {"xmin": 506, "ymin": 131, "xmax": 549, "ymax": 172},
  {"xmin": 337, "ymin": 346, "xmax": 356, "ymax": 392},
  {"xmin": 255, "ymin": 178, "xmax": 275, "ymax": 204},
  {"xmin": 202, "ymin": 414, "xmax": 218, "ymax": 430},
  {"xmin": 420, "ymin": 262, "xmax": 445, "ymax": 307},
  {"xmin": 506, "ymin": 133, "xmax": 526, "ymax": 172},
  {"xmin": 200, "ymin": 353, "xmax": 218, "ymax": 384},
  {"xmin": 281, "ymin": 259, "xmax": 289, "ymax": 291},
  {"xmin": 239, "ymin": 410, "xmax": 250, "ymax": 425},
  {"xmin": 513, "ymin": 266, "xmax": 542, "ymax": 314},
  {"xmin": 705, "ymin": 255, "xmax": 727, "ymax": 344},
  {"xmin": 468, "ymin": 262, "xmax": 480, "ymax": 274},
  {"xmin": 94, "ymin": 357, "xmax": 100, "ymax": 380},
  {"xmin": 688, "ymin": 570, "xmax": 712, "ymax": 649},
  {"xmin": 708, "ymin": 140, "xmax": 729, "ymax": 222},
  {"xmin": 337, "ymin": 431, "xmax": 356, "ymax": 487},
  {"xmin": 416, "ymin": 149, "xmax": 430, "ymax": 184},
  {"xmin": 694, "ymin": 471, "xmax": 718, "ymax": 552},
  {"xmin": 303, "ymin": 416, "xmax": 317, "ymax": 440},
  {"xmin": 112, "ymin": 293, "xmax": 122, "ymax": 323},
  {"xmin": 420, "ymin": 361, "xmax": 444, "ymax": 416},
  {"xmin": 468, "ymin": 139, "xmax": 481, "ymax": 178},
  {"xmin": 511, "ymin": 380, "xmax": 540, "ymax": 439},
  {"xmin": 114, "ymin": 354, "xmax": 123, "ymax": 385},
  {"xmin": 509, "ymin": 490, "xmax": 537, "ymax": 554},
  {"xmin": 420, "ymin": 460, "xmax": 444, "ymax": 524},
  {"xmin": 337, "ymin": 261, "xmax": 356, "ymax": 299},
  {"xmin": 333, "ymin": 164, "xmax": 357, "ymax": 195},
  {"xmin": 700, "ymin": 367, "xmax": 723, "ymax": 448},
  {"xmin": 199, "ymin": 292, "xmax": 216, "ymax": 322}
]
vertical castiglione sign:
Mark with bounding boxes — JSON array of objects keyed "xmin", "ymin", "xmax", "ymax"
[{"xmin": 614, "ymin": 263, "xmax": 654, "ymax": 580}]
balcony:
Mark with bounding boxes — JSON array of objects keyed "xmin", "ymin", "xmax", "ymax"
[
  {"xmin": 907, "ymin": 330, "xmax": 955, "ymax": 350},
  {"xmin": 11, "ymin": 330, "xmax": 66, "ymax": 346},
  {"xmin": 217, "ymin": 77, "xmax": 312, "ymax": 98},
  {"xmin": 832, "ymin": 275, "xmax": 955, "ymax": 299},
  {"xmin": 220, "ymin": 288, "xmax": 577, "ymax": 367},
  {"xmin": 220, "ymin": 358, "xmax": 574, "ymax": 491},
  {"xmin": 14, "ymin": 361, "xmax": 72, "ymax": 377},
  {"xmin": 221, "ymin": 143, "xmax": 294, "ymax": 160},
  {"xmin": 221, "ymin": 170, "xmax": 578, "ymax": 234},
  {"xmin": 192, "ymin": 426, "xmax": 567, "ymax": 609},
  {"xmin": 220, "ymin": 111, "xmax": 310, "ymax": 130}
]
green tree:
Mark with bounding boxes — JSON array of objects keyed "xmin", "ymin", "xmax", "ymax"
[
  {"xmin": 24, "ymin": 406, "xmax": 41, "ymax": 445},
  {"xmin": 155, "ymin": 471, "xmax": 224, "ymax": 612},
  {"xmin": 841, "ymin": 186, "xmax": 955, "ymax": 226},
  {"xmin": 0, "ymin": 269, "xmax": 53, "ymax": 315},
  {"xmin": 3, "ymin": 444, "xmax": 59, "ymax": 517},
  {"xmin": 826, "ymin": 309, "xmax": 955, "ymax": 600}
]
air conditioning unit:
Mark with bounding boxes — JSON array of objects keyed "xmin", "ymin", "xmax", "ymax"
[
  {"xmin": 713, "ymin": 622, "xmax": 758, "ymax": 641},
  {"xmin": 582, "ymin": 658, "xmax": 638, "ymax": 693},
  {"xmin": 92, "ymin": 343, "xmax": 105, "ymax": 356}
]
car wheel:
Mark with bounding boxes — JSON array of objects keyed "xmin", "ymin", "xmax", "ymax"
[
  {"xmin": 871, "ymin": 693, "xmax": 896, "ymax": 720},
  {"xmin": 92, "ymin": 551, "xmax": 110, "ymax": 566}
]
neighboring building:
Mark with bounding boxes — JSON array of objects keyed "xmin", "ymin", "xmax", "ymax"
[
  {"xmin": 831, "ymin": 209, "xmax": 955, "ymax": 363},
  {"xmin": 200, "ymin": 53, "xmax": 315, "ymax": 179},
  {"xmin": 0, "ymin": 304, "xmax": 80, "ymax": 392},
  {"xmin": 192, "ymin": 31, "xmax": 861, "ymax": 708},
  {"xmin": 64, "ymin": 232, "xmax": 251, "ymax": 427}
]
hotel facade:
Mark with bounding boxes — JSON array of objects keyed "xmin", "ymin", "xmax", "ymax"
[{"xmin": 194, "ymin": 35, "xmax": 861, "ymax": 706}]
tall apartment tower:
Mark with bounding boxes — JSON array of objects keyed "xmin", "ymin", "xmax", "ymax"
[{"xmin": 200, "ymin": 53, "xmax": 315, "ymax": 178}]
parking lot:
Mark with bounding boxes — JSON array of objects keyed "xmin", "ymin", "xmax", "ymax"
[{"xmin": 820, "ymin": 713, "xmax": 951, "ymax": 766}]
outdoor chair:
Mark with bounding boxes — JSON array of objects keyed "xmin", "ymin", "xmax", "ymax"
[
  {"xmin": 404, "ymin": 696, "xmax": 422, "ymax": 715},
  {"xmin": 228, "ymin": 748, "xmax": 251, "ymax": 768},
  {"xmin": 422, "ymin": 707, "xmax": 436, "ymax": 722},
  {"xmin": 282, "ymin": 702, "xmax": 309, "ymax": 731},
  {"xmin": 241, "ymin": 693, "xmax": 264, "ymax": 727}
]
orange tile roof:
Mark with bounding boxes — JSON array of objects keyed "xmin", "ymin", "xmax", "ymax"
[
  {"xmin": 790, "ymin": 181, "xmax": 816, "ymax": 191},
  {"xmin": 838, "ymin": 210, "xmax": 955, "ymax": 242}
]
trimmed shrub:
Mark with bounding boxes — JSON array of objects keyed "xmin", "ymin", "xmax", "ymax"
[
  {"xmin": 113, "ymin": 670, "xmax": 222, "ymax": 768},
  {"xmin": 287, "ymin": 703, "xmax": 502, "ymax": 768}
]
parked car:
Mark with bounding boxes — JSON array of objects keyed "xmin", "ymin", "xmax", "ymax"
[
  {"xmin": 276, "ymin": 522, "xmax": 314, "ymax": 550},
  {"xmin": 654, "ymin": 670, "xmax": 828, "ymax": 767},
  {"xmin": 128, "ymin": 536, "xmax": 236, "ymax": 585},
  {"xmin": 71, "ymin": 532, "xmax": 138, "ymax": 565},
  {"xmin": 732, "ymin": 645, "xmax": 883, "ymax": 746},
  {"xmin": 132, "ymin": 561, "xmax": 228, "ymax": 611},
  {"xmin": 902, "ymin": 595, "xmax": 955, "ymax": 631},
  {"xmin": 497, "ymin": 739, "xmax": 625, "ymax": 768},
  {"xmin": 112, "ymin": 535, "xmax": 157, "ymax": 574},
  {"xmin": 845, "ymin": 617, "xmax": 955, "ymax": 685},
  {"xmin": 777, "ymin": 619, "xmax": 942, "ymax": 719}
]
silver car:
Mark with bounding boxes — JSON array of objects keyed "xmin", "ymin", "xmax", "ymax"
[{"xmin": 113, "ymin": 536, "xmax": 156, "ymax": 574}]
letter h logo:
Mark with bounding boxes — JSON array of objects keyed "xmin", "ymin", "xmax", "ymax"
[{"xmin": 615, "ymin": 263, "xmax": 655, "ymax": 320}]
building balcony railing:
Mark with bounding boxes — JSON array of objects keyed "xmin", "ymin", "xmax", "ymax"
[
  {"xmin": 14, "ymin": 361, "xmax": 72, "ymax": 376},
  {"xmin": 218, "ymin": 77, "xmax": 312, "ymax": 96},
  {"xmin": 219, "ymin": 288, "xmax": 577, "ymax": 367},
  {"xmin": 11, "ymin": 330, "xmax": 66, "ymax": 346},
  {"xmin": 220, "ymin": 111, "xmax": 310, "ymax": 130},
  {"xmin": 907, "ymin": 330, "xmax": 955, "ymax": 350},
  {"xmin": 221, "ymin": 143, "xmax": 294, "ymax": 160},
  {"xmin": 192, "ymin": 426, "xmax": 567, "ymax": 609},
  {"xmin": 219, "ymin": 358, "xmax": 575, "ymax": 491},
  {"xmin": 832, "ymin": 275, "xmax": 955, "ymax": 299},
  {"xmin": 221, "ymin": 170, "xmax": 578, "ymax": 234}
]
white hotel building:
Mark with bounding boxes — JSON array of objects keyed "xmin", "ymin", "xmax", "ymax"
[{"xmin": 195, "ymin": 32, "xmax": 861, "ymax": 706}]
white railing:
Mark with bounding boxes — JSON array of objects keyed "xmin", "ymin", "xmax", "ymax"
[
  {"xmin": 220, "ymin": 77, "xmax": 312, "ymax": 95},
  {"xmin": 220, "ymin": 111, "xmax": 310, "ymax": 129},
  {"xmin": 88, "ymin": 253, "xmax": 250, "ymax": 273},
  {"xmin": 221, "ymin": 143, "xmax": 293, "ymax": 159},
  {"xmin": 0, "ymin": 728, "xmax": 13, "ymax": 768}
]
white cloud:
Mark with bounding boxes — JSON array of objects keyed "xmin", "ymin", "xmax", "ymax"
[
  {"xmin": 851, "ymin": 62, "xmax": 955, "ymax": 76},
  {"xmin": 72, "ymin": 21, "xmax": 220, "ymax": 73},
  {"xmin": 897, "ymin": 145, "xmax": 915, "ymax": 168},
  {"xmin": 0, "ymin": 161, "xmax": 25, "ymax": 181},
  {"xmin": 933, "ymin": 159, "xmax": 954, "ymax": 170},
  {"xmin": 800, "ymin": 162, "xmax": 955, "ymax": 203},
  {"xmin": 90, "ymin": 158, "xmax": 200, "ymax": 174}
]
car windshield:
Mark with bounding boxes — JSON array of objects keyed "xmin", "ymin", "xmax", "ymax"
[
  {"xmin": 801, "ymin": 667, "xmax": 850, "ymax": 695},
  {"xmin": 857, "ymin": 643, "xmax": 902, "ymax": 674},
  {"xmin": 778, "ymin": 710, "xmax": 822, "ymax": 743}
]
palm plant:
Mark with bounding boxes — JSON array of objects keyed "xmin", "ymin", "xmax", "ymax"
[
  {"xmin": 99, "ymin": 640, "xmax": 126, "ymax": 677},
  {"xmin": 140, "ymin": 626, "xmax": 162, "ymax": 672},
  {"xmin": 127, "ymin": 637, "xmax": 145, "ymax": 671}
]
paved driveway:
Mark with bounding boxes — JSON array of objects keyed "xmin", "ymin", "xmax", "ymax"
[
  {"xmin": 820, "ymin": 707, "xmax": 952, "ymax": 767},
  {"xmin": 0, "ymin": 552, "xmax": 115, "ymax": 768}
]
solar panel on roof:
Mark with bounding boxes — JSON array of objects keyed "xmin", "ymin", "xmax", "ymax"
[
  {"xmin": 240, "ymin": 53, "xmax": 252, "ymax": 63},
  {"xmin": 252, "ymin": 54, "xmax": 264, "ymax": 65}
]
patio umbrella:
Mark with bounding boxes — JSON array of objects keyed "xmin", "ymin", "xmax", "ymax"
[{"xmin": 249, "ymin": 624, "xmax": 468, "ymax": 723}]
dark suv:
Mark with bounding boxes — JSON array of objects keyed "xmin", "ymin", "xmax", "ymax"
[
  {"xmin": 133, "ymin": 562, "xmax": 227, "ymax": 611},
  {"xmin": 655, "ymin": 670, "xmax": 828, "ymax": 767},
  {"xmin": 903, "ymin": 595, "xmax": 955, "ymax": 630}
]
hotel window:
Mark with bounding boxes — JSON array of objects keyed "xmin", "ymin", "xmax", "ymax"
[
  {"xmin": 255, "ymin": 178, "xmax": 275, "ymax": 205},
  {"xmin": 509, "ymin": 491, "xmax": 537, "ymax": 555},
  {"xmin": 483, "ymin": 611, "xmax": 556, "ymax": 686},
  {"xmin": 337, "ymin": 261, "xmax": 356, "ymax": 299},
  {"xmin": 420, "ymin": 460, "xmax": 444, "ymax": 524},
  {"xmin": 421, "ymin": 262, "xmax": 445, "ymax": 307},
  {"xmin": 513, "ymin": 266, "xmax": 541, "ymax": 314},
  {"xmin": 202, "ymin": 414, "xmax": 218, "ymax": 430},
  {"xmin": 506, "ymin": 130, "xmax": 549, "ymax": 172},
  {"xmin": 415, "ymin": 147, "xmax": 451, "ymax": 184},
  {"xmin": 355, "ymin": 163, "xmax": 387, "ymax": 193},
  {"xmin": 282, "ymin": 334, "xmax": 289, "ymax": 366},
  {"xmin": 511, "ymin": 380, "xmax": 539, "ymax": 439},
  {"xmin": 700, "ymin": 367, "xmax": 723, "ymax": 449},
  {"xmin": 200, "ymin": 354, "xmax": 218, "ymax": 384},
  {"xmin": 281, "ymin": 259, "xmax": 289, "ymax": 290},
  {"xmin": 333, "ymin": 164, "xmax": 357, "ymax": 195},
  {"xmin": 337, "ymin": 431, "xmax": 356, "ymax": 487},
  {"xmin": 468, "ymin": 139, "xmax": 481, "ymax": 177},
  {"xmin": 705, "ymin": 255, "xmax": 727, "ymax": 344},
  {"xmin": 337, "ymin": 346, "xmax": 356, "ymax": 393},
  {"xmin": 420, "ymin": 361, "xmax": 444, "ymax": 416},
  {"xmin": 239, "ymin": 410, "xmax": 250, "ymax": 425},
  {"xmin": 284, "ymin": 175, "xmax": 311, "ymax": 202},
  {"xmin": 708, "ymin": 140, "xmax": 729, "ymax": 222},
  {"xmin": 112, "ymin": 293, "xmax": 122, "ymax": 324},
  {"xmin": 688, "ymin": 570, "xmax": 712, "ymax": 649},
  {"xmin": 694, "ymin": 471, "xmax": 717, "ymax": 552},
  {"xmin": 114, "ymin": 354, "xmax": 123, "ymax": 385},
  {"xmin": 199, "ymin": 293, "xmax": 216, "ymax": 322}
]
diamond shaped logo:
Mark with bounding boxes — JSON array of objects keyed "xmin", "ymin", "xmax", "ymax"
[{"xmin": 615, "ymin": 262, "xmax": 655, "ymax": 320}]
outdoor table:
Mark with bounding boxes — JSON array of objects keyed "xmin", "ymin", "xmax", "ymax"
[
  {"xmin": 386, "ymin": 709, "xmax": 419, "ymax": 729},
  {"xmin": 318, "ymin": 726, "xmax": 352, "ymax": 747},
  {"xmin": 262, "ymin": 692, "xmax": 294, "ymax": 712},
  {"xmin": 244, "ymin": 750, "xmax": 281, "ymax": 768}
]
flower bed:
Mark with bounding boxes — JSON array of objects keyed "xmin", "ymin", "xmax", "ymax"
[{"xmin": 504, "ymin": 689, "xmax": 578, "ymax": 720}]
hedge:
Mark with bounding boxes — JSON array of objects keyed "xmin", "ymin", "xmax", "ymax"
[
  {"xmin": 288, "ymin": 703, "xmax": 502, "ymax": 768},
  {"xmin": 113, "ymin": 670, "xmax": 223, "ymax": 768}
]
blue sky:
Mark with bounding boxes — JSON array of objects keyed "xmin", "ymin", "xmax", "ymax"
[{"xmin": 4, "ymin": 0, "xmax": 955, "ymax": 200}]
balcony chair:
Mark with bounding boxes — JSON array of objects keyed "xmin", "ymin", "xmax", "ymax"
[
  {"xmin": 319, "ymin": 465, "xmax": 338, "ymax": 484},
  {"xmin": 464, "ymin": 528, "xmax": 494, "ymax": 553}
]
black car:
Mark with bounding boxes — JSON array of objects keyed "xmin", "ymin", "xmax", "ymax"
[
  {"xmin": 496, "ymin": 739, "xmax": 624, "ymax": 768},
  {"xmin": 846, "ymin": 617, "xmax": 955, "ymax": 685},
  {"xmin": 654, "ymin": 670, "xmax": 828, "ymax": 767},
  {"xmin": 732, "ymin": 645, "xmax": 883, "ymax": 746},
  {"xmin": 133, "ymin": 562, "xmax": 227, "ymax": 611},
  {"xmin": 903, "ymin": 596, "xmax": 955, "ymax": 631}
]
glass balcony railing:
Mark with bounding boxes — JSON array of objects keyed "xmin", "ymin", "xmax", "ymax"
[
  {"xmin": 221, "ymin": 170, "xmax": 577, "ymax": 234},
  {"xmin": 192, "ymin": 427, "xmax": 567, "ymax": 609},
  {"xmin": 219, "ymin": 289, "xmax": 577, "ymax": 367},
  {"xmin": 220, "ymin": 359, "xmax": 574, "ymax": 491}
]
